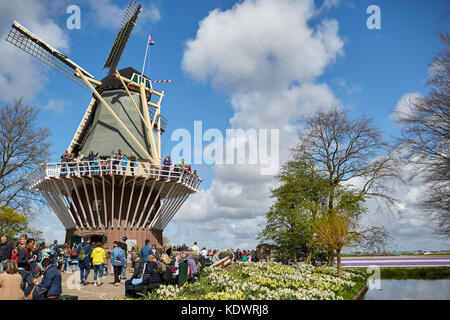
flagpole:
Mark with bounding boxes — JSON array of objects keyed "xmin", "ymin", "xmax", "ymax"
[{"xmin": 141, "ymin": 34, "xmax": 151, "ymax": 86}]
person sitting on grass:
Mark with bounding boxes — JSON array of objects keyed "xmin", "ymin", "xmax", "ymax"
[{"xmin": 32, "ymin": 257, "xmax": 62, "ymax": 300}]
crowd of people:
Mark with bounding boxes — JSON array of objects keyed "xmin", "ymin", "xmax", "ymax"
[
  {"xmin": 0, "ymin": 234, "xmax": 62, "ymax": 300},
  {"xmin": 0, "ymin": 234, "xmax": 259, "ymax": 300},
  {"xmin": 60, "ymin": 150, "xmax": 138, "ymax": 176},
  {"xmin": 59, "ymin": 151, "xmax": 199, "ymax": 180}
]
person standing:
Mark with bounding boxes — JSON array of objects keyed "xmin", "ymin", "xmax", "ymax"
[
  {"xmin": 69, "ymin": 243, "xmax": 78, "ymax": 272},
  {"xmin": 91, "ymin": 243, "xmax": 106, "ymax": 286},
  {"xmin": 104, "ymin": 244, "xmax": 111, "ymax": 275},
  {"xmin": 191, "ymin": 242, "xmax": 200, "ymax": 256},
  {"xmin": 0, "ymin": 236, "xmax": 12, "ymax": 272},
  {"xmin": 17, "ymin": 238, "xmax": 36, "ymax": 298},
  {"xmin": 0, "ymin": 260, "xmax": 25, "ymax": 300},
  {"xmin": 121, "ymin": 154, "xmax": 128, "ymax": 175},
  {"xmin": 18, "ymin": 234, "xmax": 27, "ymax": 250},
  {"xmin": 77, "ymin": 236, "xmax": 92, "ymax": 285},
  {"xmin": 76, "ymin": 151, "xmax": 85, "ymax": 175},
  {"xmin": 50, "ymin": 240, "xmax": 59, "ymax": 266},
  {"xmin": 119, "ymin": 237, "xmax": 128, "ymax": 280},
  {"xmin": 139, "ymin": 239, "xmax": 153, "ymax": 262},
  {"xmin": 129, "ymin": 152, "xmax": 137, "ymax": 176},
  {"xmin": 62, "ymin": 244, "xmax": 70, "ymax": 272},
  {"xmin": 60, "ymin": 151, "xmax": 69, "ymax": 176},
  {"xmin": 111, "ymin": 241, "xmax": 126, "ymax": 286}
]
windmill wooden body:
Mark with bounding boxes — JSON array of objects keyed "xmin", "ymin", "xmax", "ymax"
[{"xmin": 5, "ymin": 0, "xmax": 201, "ymax": 247}]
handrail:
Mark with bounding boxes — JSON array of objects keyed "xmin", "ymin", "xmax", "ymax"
[{"xmin": 28, "ymin": 159, "xmax": 202, "ymax": 192}]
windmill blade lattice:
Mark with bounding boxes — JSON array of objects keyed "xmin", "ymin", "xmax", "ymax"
[
  {"xmin": 5, "ymin": 21, "xmax": 93, "ymax": 89},
  {"xmin": 103, "ymin": 0, "xmax": 142, "ymax": 74}
]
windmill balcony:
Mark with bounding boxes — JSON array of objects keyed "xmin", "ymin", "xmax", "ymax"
[
  {"xmin": 29, "ymin": 159, "xmax": 202, "ymax": 192},
  {"xmin": 26, "ymin": 159, "xmax": 202, "ymax": 233}
]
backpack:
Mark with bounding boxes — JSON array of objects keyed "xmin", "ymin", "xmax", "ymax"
[
  {"xmin": 78, "ymin": 246, "xmax": 86, "ymax": 262},
  {"xmin": 70, "ymin": 248, "xmax": 77, "ymax": 257},
  {"xmin": 156, "ymin": 261, "xmax": 166, "ymax": 274}
]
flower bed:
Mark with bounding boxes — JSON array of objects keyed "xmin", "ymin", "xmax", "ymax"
[{"xmin": 141, "ymin": 262, "xmax": 367, "ymax": 300}]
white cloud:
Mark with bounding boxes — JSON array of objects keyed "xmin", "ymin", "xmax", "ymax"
[
  {"xmin": 171, "ymin": 0, "xmax": 344, "ymax": 250},
  {"xmin": 43, "ymin": 99, "xmax": 71, "ymax": 114},
  {"xmin": 182, "ymin": 0, "xmax": 343, "ymax": 94},
  {"xmin": 390, "ymin": 92, "xmax": 421, "ymax": 123},
  {"xmin": 0, "ymin": 0, "xmax": 69, "ymax": 103}
]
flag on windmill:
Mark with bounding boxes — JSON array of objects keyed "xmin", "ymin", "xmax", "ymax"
[{"xmin": 148, "ymin": 34, "xmax": 155, "ymax": 45}]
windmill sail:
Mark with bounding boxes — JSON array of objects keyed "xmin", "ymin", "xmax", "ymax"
[
  {"xmin": 5, "ymin": 21, "xmax": 93, "ymax": 89},
  {"xmin": 103, "ymin": 0, "xmax": 142, "ymax": 74}
]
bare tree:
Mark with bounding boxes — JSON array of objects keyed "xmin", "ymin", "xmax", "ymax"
[
  {"xmin": 359, "ymin": 225, "xmax": 394, "ymax": 253},
  {"xmin": 398, "ymin": 31, "xmax": 450, "ymax": 239},
  {"xmin": 294, "ymin": 108, "xmax": 398, "ymax": 265},
  {"xmin": 294, "ymin": 108, "xmax": 398, "ymax": 212},
  {"xmin": 0, "ymin": 98, "xmax": 52, "ymax": 214}
]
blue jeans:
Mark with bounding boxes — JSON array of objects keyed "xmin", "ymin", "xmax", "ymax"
[
  {"xmin": 19, "ymin": 270, "xmax": 34, "ymax": 297},
  {"xmin": 62, "ymin": 258, "xmax": 69, "ymax": 272},
  {"xmin": 122, "ymin": 264, "xmax": 127, "ymax": 278},
  {"xmin": 79, "ymin": 264, "xmax": 90, "ymax": 282},
  {"xmin": 93, "ymin": 264, "xmax": 104, "ymax": 281}
]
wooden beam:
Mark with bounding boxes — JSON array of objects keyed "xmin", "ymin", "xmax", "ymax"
[
  {"xmin": 140, "ymin": 82, "xmax": 158, "ymax": 161},
  {"xmin": 74, "ymin": 71, "xmax": 102, "ymax": 86},
  {"xmin": 115, "ymin": 70, "xmax": 154, "ymax": 140},
  {"xmin": 76, "ymin": 68, "xmax": 155, "ymax": 163}
]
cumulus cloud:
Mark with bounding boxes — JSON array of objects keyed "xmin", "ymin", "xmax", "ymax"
[
  {"xmin": 390, "ymin": 92, "xmax": 421, "ymax": 123},
  {"xmin": 0, "ymin": 0, "xmax": 70, "ymax": 103},
  {"xmin": 182, "ymin": 0, "xmax": 343, "ymax": 93},
  {"xmin": 171, "ymin": 0, "xmax": 344, "ymax": 249}
]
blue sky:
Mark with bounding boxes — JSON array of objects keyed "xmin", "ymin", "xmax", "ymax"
[{"xmin": 0, "ymin": 0, "xmax": 448, "ymax": 251}]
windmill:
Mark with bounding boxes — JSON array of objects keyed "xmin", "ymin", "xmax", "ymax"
[{"xmin": 6, "ymin": 0, "xmax": 201, "ymax": 247}]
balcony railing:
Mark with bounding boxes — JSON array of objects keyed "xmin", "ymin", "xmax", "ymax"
[{"xmin": 29, "ymin": 159, "xmax": 202, "ymax": 191}]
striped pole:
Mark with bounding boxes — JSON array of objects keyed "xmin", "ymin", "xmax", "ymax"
[{"xmin": 151, "ymin": 80, "xmax": 173, "ymax": 84}]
